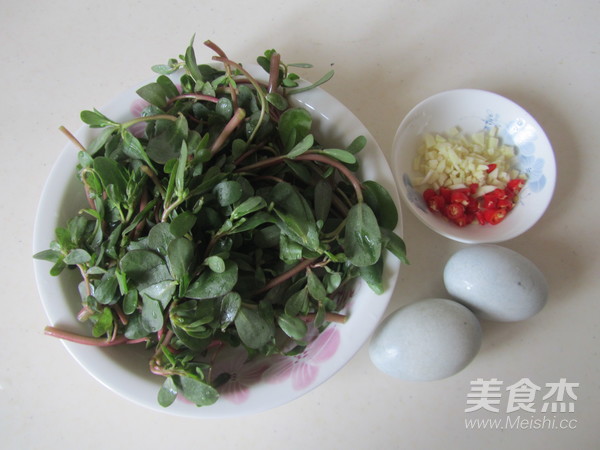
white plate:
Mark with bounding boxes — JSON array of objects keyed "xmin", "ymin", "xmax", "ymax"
[{"xmin": 33, "ymin": 65, "xmax": 403, "ymax": 417}]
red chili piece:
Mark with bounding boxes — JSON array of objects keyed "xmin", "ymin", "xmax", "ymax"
[{"xmin": 421, "ymin": 178, "xmax": 526, "ymax": 227}]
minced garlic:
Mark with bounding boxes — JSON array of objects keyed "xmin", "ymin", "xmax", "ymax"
[{"xmin": 412, "ymin": 127, "xmax": 524, "ymax": 195}]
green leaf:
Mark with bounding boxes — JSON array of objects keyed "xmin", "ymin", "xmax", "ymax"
[
  {"xmin": 124, "ymin": 313, "xmax": 149, "ymax": 339},
  {"xmin": 146, "ymin": 115, "xmax": 188, "ymax": 164},
  {"xmin": 50, "ymin": 259, "xmax": 66, "ymax": 276},
  {"xmin": 216, "ymin": 97, "xmax": 233, "ymax": 120},
  {"xmin": 346, "ymin": 135, "xmax": 367, "ymax": 154},
  {"xmin": 277, "ymin": 314, "xmax": 308, "ymax": 341},
  {"xmin": 92, "ymin": 307, "xmax": 114, "ymax": 337},
  {"xmin": 359, "ymin": 257, "xmax": 384, "ymax": 295},
  {"xmin": 120, "ymin": 249, "xmax": 173, "ymax": 290},
  {"xmin": 265, "ymin": 92, "xmax": 288, "ymax": 111},
  {"xmin": 175, "ymin": 140, "xmax": 188, "ymax": 197},
  {"xmin": 287, "ymin": 69, "xmax": 334, "ymax": 94},
  {"xmin": 234, "ymin": 306, "xmax": 274, "ymax": 349},
  {"xmin": 33, "ymin": 249, "xmax": 62, "ymax": 263},
  {"xmin": 158, "ymin": 376, "xmax": 178, "ymax": 408},
  {"xmin": 278, "ymin": 108, "xmax": 312, "ymax": 152},
  {"xmin": 123, "ymin": 289, "xmax": 139, "ymax": 315},
  {"xmin": 140, "ymin": 280, "xmax": 177, "ymax": 309},
  {"xmin": 345, "ymin": 203, "xmax": 382, "ymax": 267},
  {"xmin": 80, "ymin": 109, "xmax": 115, "ymax": 128},
  {"xmin": 184, "ymin": 36, "xmax": 205, "ymax": 84},
  {"xmin": 94, "ymin": 273, "xmax": 119, "ymax": 305},
  {"xmin": 167, "ymin": 237, "xmax": 194, "ymax": 281},
  {"xmin": 141, "ymin": 294, "xmax": 163, "ymax": 332},
  {"xmin": 63, "ymin": 248, "xmax": 91, "ymax": 265},
  {"xmin": 230, "ymin": 196, "xmax": 267, "ymax": 220},
  {"xmin": 120, "ymin": 129, "xmax": 154, "ymax": 168},
  {"xmin": 156, "ymin": 75, "xmax": 180, "ymax": 98},
  {"xmin": 186, "ymin": 261, "xmax": 238, "ymax": 299},
  {"xmin": 204, "ymin": 255, "xmax": 225, "ymax": 273},
  {"xmin": 320, "ymin": 148, "xmax": 357, "ymax": 164},
  {"xmin": 363, "ymin": 180, "xmax": 399, "ymax": 230},
  {"xmin": 270, "ymin": 182, "xmax": 320, "ymax": 251},
  {"xmin": 381, "ymin": 228, "xmax": 409, "ymax": 265},
  {"xmin": 284, "ymin": 287, "xmax": 309, "ymax": 316},
  {"xmin": 93, "ymin": 156, "xmax": 128, "ymax": 202},
  {"xmin": 169, "ymin": 211, "xmax": 197, "ymax": 237},
  {"xmin": 219, "ymin": 292, "xmax": 241, "ymax": 331},
  {"xmin": 177, "ymin": 375, "xmax": 218, "ymax": 407},
  {"xmin": 314, "ymin": 179, "xmax": 332, "ymax": 222},
  {"xmin": 171, "ymin": 324, "xmax": 209, "ymax": 351},
  {"xmin": 324, "ymin": 271, "xmax": 342, "ymax": 293},
  {"xmin": 279, "ymin": 233, "xmax": 303, "ymax": 264},
  {"xmin": 307, "ymin": 269, "xmax": 329, "ymax": 302},
  {"xmin": 136, "ymin": 82, "xmax": 167, "ymax": 108},
  {"xmin": 148, "ymin": 222, "xmax": 176, "ymax": 255},
  {"xmin": 87, "ymin": 127, "xmax": 115, "ymax": 155},
  {"xmin": 286, "ymin": 134, "xmax": 314, "ymax": 158},
  {"xmin": 213, "ymin": 180, "xmax": 243, "ymax": 206}
]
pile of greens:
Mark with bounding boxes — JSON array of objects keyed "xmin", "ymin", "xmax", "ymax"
[{"xmin": 35, "ymin": 38, "xmax": 408, "ymax": 408}]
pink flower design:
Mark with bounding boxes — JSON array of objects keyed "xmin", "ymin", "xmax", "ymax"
[
  {"xmin": 128, "ymin": 83, "xmax": 182, "ymax": 138},
  {"xmin": 212, "ymin": 348, "xmax": 269, "ymax": 404},
  {"xmin": 263, "ymin": 326, "xmax": 341, "ymax": 390},
  {"xmin": 129, "ymin": 99, "xmax": 150, "ymax": 138}
]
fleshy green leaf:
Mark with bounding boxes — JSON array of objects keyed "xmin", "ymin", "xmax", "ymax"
[
  {"xmin": 344, "ymin": 203, "xmax": 382, "ymax": 267},
  {"xmin": 286, "ymin": 134, "xmax": 314, "ymax": 159},
  {"xmin": 278, "ymin": 108, "xmax": 312, "ymax": 152},
  {"xmin": 213, "ymin": 180, "xmax": 243, "ymax": 206},
  {"xmin": 381, "ymin": 228, "xmax": 409, "ymax": 265},
  {"xmin": 359, "ymin": 257, "xmax": 384, "ymax": 295},
  {"xmin": 169, "ymin": 211, "xmax": 197, "ymax": 237},
  {"xmin": 80, "ymin": 109, "xmax": 115, "ymax": 128},
  {"xmin": 63, "ymin": 249, "xmax": 91, "ymax": 265},
  {"xmin": 158, "ymin": 376, "xmax": 178, "ymax": 407},
  {"xmin": 120, "ymin": 249, "xmax": 173, "ymax": 290},
  {"xmin": 219, "ymin": 292, "xmax": 241, "ymax": 331},
  {"xmin": 320, "ymin": 148, "xmax": 356, "ymax": 165},
  {"xmin": 234, "ymin": 306, "xmax": 274, "ymax": 349},
  {"xmin": 363, "ymin": 180, "xmax": 399, "ymax": 230},
  {"xmin": 204, "ymin": 255, "xmax": 225, "ymax": 273},
  {"xmin": 33, "ymin": 249, "xmax": 63, "ymax": 263},
  {"xmin": 92, "ymin": 307, "xmax": 114, "ymax": 337},
  {"xmin": 141, "ymin": 294, "xmax": 163, "ymax": 332},
  {"xmin": 265, "ymin": 92, "xmax": 289, "ymax": 111},
  {"xmin": 177, "ymin": 375, "xmax": 218, "ymax": 407},
  {"xmin": 230, "ymin": 196, "xmax": 267, "ymax": 220},
  {"xmin": 136, "ymin": 82, "xmax": 167, "ymax": 108},
  {"xmin": 167, "ymin": 237, "xmax": 194, "ymax": 281},
  {"xmin": 277, "ymin": 314, "xmax": 308, "ymax": 341},
  {"xmin": 186, "ymin": 261, "xmax": 238, "ymax": 299}
]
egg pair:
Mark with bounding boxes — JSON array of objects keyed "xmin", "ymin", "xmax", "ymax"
[{"xmin": 369, "ymin": 244, "xmax": 548, "ymax": 381}]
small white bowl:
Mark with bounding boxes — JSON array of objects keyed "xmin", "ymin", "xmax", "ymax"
[{"xmin": 392, "ymin": 89, "xmax": 556, "ymax": 244}]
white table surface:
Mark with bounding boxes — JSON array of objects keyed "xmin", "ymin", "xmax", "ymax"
[{"xmin": 2, "ymin": 1, "xmax": 598, "ymax": 448}]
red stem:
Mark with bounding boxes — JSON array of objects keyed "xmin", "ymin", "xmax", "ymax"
[
  {"xmin": 253, "ymin": 257, "xmax": 318, "ymax": 295},
  {"xmin": 44, "ymin": 326, "xmax": 146, "ymax": 347},
  {"xmin": 210, "ymin": 108, "xmax": 246, "ymax": 155},
  {"xmin": 167, "ymin": 93, "xmax": 219, "ymax": 105},
  {"xmin": 301, "ymin": 312, "xmax": 348, "ymax": 324},
  {"xmin": 295, "ymin": 153, "xmax": 363, "ymax": 202},
  {"xmin": 204, "ymin": 40, "xmax": 227, "ymax": 58},
  {"xmin": 268, "ymin": 53, "xmax": 281, "ymax": 94}
]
